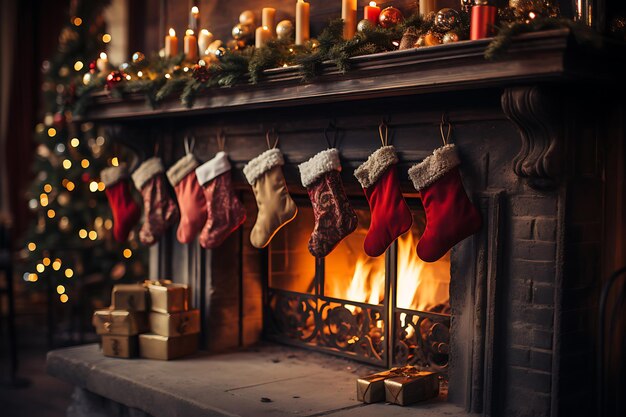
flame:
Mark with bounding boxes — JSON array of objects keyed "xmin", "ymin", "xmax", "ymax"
[{"xmin": 339, "ymin": 231, "xmax": 450, "ymax": 313}]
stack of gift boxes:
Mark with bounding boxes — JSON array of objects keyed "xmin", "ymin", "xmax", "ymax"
[
  {"xmin": 356, "ymin": 366, "xmax": 440, "ymax": 406},
  {"xmin": 92, "ymin": 281, "xmax": 199, "ymax": 360}
]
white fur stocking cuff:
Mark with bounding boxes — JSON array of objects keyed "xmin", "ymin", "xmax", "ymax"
[
  {"xmin": 243, "ymin": 148, "xmax": 284, "ymax": 185},
  {"xmin": 408, "ymin": 144, "xmax": 460, "ymax": 191},
  {"xmin": 132, "ymin": 158, "xmax": 164, "ymax": 190},
  {"xmin": 298, "ymin": 148, "xmax": 341, "ymax": 188},
  {"xmin": 195, "ymin": 151, "xmax": 232, "ymax": 186},
  {"xmin": 101, "ymin": 164, "xmax": 129, "ymax": 187},
  {"xmin": 354, "ymin": 146, "xmax": 398, "ymax": 189},
  {"xmin": 166, "ymin": 154, "xmax": 199, "ymax": 187}
]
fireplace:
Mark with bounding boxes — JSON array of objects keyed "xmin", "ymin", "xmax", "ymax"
[{"xmin": 265, "ymin": 198, "xmax": 451, "ymax": 374}]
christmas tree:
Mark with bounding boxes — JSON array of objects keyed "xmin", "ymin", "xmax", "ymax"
[{"xmin": 18, "ymin": 0, "xmax": 147, "ymax": 344}]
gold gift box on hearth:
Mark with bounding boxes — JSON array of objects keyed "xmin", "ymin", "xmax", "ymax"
[
  {"xmin": 384, "ymin": 370, "xmax": 440, "ymax": 406},
  {"xmin": 149, "ymin": 309, "xmax": 200, "ymax": 337},
  {"xmin": 147, "ymin": 282, "xmax": 191, "ymax": 314},
  {"xmin": 92, "ymin": 309, "xmax": 148, "ymax": 336},
  {"xmin": 112, "ymin": 283, "xmax": 148, "ymax": 311},
  {"xmin": 138, "ymin": 333, "xmax": 198, "ymax": 360},
  {"xmin": 102, "ymin": 334, "xmax": 138, "ymax": 359},
  {"xmin": 357, "ymin": 369, "xmax": 398, "ymax": 403}
]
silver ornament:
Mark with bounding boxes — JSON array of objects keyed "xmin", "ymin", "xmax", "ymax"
[
  {"xmin": 442, "ymin": 32, "xmax": 460, "ymax": 44},
  {"xmin": 232, "ymin": 23, "xmax": 252, "ymax": 40},
  {"xmin": 435, "ymin": 8, "xmax": 460, "ymax": 32},
  {"xmin": 132, "ymin": 51, "xmax": 145, "ymax": 63},
  {"xmin": 214, "ymin": 47, "xmax": 226, "ymax": 59},
  {"xmin": 276, "ymin": 20, "xmax": 294, "ymax": 40},
  {"xmin": 239, "ymin": 10, "xmax": 255, "ymax": 26},
  {"xmin": 357, "ymin": 19, "xmax": 375, "ymax": 33}
]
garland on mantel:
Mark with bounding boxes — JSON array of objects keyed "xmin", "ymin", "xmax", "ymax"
[{"xmin": 74, "ymin": 9, "xmax": 604, "ymax": 114}]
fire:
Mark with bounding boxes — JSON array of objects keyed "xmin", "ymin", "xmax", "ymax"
[{"xmin": 340, "ymin": 230, "xmax": 450, "ymax": 313}]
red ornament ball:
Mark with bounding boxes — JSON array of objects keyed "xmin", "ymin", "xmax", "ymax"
[
  {"xmin": 81, "ymin": 173, "xmax": 91, "ymax": 183},
  {"xmin": 89, "ymin": 60, "xmax": 97, "ymax": 74},
  {"xmin": 53, "ymin": 112, "xmax": 66, "ymax": 128},
  {"xmin": 192, "ymin": 64, "xmax": 212, "ymax": 83},
  {"xmin": 106, "ymin": 70, "xmax": 126, "ymax": 89},
  {"xmin": 378, "ymin": 7, "xmax": 404, "ymax": 28}
]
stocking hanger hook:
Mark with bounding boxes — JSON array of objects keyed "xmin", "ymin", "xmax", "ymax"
[
  {"xmin": 184, "ymin": 135, "xmax": 195, "ymax": 155},
  {"xmin": 440, "ymin": 113, "xmax": 451, "ymax": 146},
  {"xmin": 324, "ymin": 120, "xmax": 338, "ymax": 149},
  {"xmin": 266, "ymin": 128, "xmax": 279, "ymax": 149},
  {"xmin": 216, "ymin": 130, "xmax": 226, "ymax": 152},
  {"xmin": 378, "ymin": 119, "xmax": 389, "ymax": 147}
]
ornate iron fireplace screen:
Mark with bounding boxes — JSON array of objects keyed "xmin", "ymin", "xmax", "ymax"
[{"xmin": 263, "ymin": 200, "xmax": 451, "ymax": 372}]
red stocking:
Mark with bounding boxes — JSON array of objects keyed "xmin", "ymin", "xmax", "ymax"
[
  {"xmin": 408, "ymin": 144, "xmax": 482, "ymax": 262},
  {"xmin": 196, "ymin": 152, "xmax": 246, "ymax": 249},
  {"xmin": 101, "ymin": 164, "xmax": 140, "ymax": 242},
  {"xmin": 299, "ymin": 148, "xmax": 358, "ymax": 258},
  {"xmin": 132, "ymin": 158, "xmax": 179, "ymax": 246},
  {"xmin": 166, "ymin": 154, "xmax": 207, "ymax": 244},
  {"xmin": 354, "ymin": 146, "xmax": 412, "ymax": 257}
]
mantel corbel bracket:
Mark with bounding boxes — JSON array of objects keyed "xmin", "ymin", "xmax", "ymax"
[{"xmin": 501, "ymin": 86, "xmax": 563, "ymax": 191}]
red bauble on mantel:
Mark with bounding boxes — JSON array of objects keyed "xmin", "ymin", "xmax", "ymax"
[
  {"xmin": 378, "ymin": 7, "xmax": 404, "ymax": 28},
  {"xmin": 106, "ymin": 70, "xmax": 126, "ymax": 90}
]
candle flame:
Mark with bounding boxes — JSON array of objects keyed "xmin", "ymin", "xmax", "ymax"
[
  {"xmin": 369, "ymin": 1, "xmax": 377, "ymax": 6},
  {"xmin": 263, "ymin": 25, "xmax": 269, "ymax": 30},
  {"xmin": 200, "ymin": 29, "xmax": 210, "ymax": 35},
  {"xmin": 186, "ymin": 29, "xmax": 195, "ymax": 36},
  {"xmin": 191, "ymin": 6, "xmax": 199, "ymax": 15},
  {"xmin": 99, "ymin": 52, "xmax": 107, "ymax": 60},
  {"xmin": 169, "ymin": 28, "xmax": 176, "ymax": 37}
]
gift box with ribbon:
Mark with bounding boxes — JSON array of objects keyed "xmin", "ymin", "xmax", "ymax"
[
  {"xmin": 149, "ymin": 309, "xmax": 200, "ymax": 337},
  {"xmin": 147, "ymin": 282, "xmax": 191, "ymax": 314},
  {"xmin": 102, "ymin": 335, "xmax": 139, "ymax": 358},
  {"xmin": 384, "ymin": 370, "xmax": 440, "ymax": 406},
  {"xmin": 112, "ymin": 283, "xmax": 148, "ymax": 311},
  {"xmin": 92, "ymin": 309, "xmax": 148, "ymax": 336},
  {"xmin": 138, "ymin": 332, "xmax": 198, "ymax": 360}
]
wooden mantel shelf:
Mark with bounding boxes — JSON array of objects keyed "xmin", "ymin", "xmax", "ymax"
[{"xmin": 80, "ymin": 29, "xmax": 621, "ymax": 122}]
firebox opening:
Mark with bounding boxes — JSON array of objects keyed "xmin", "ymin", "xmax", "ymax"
[{"xmin": 265, "ymin": 196, "xmax": 451, "ymax": 385}]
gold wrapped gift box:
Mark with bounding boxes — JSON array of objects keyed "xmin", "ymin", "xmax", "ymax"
[
  {"xmin": 102, "ymin": 335, "xmax": 138, "ymax": 358},
  {"xmin": 357, "ymin": 369, "xmax": 399, "ymax": 403},
  {"xmin": 139, "ymin": 333, "xmax": 198, "ymax": 360},
  {"xmin": 92, "ymin": 309, "xmax": 148, "ymax": 336},
  {"xmin": 112, "ymin": 284, "xmax": 148, "ymax": 311},
  {"xmin": 148, "ymin": 283, "xmax": 190, "ymax": 314},
  {"xmin": 149, "ymin": 309, "xmax": 200, "ymax": 337},
  {"xmin": 384, "ymin": 370, "xmax": 439, "ymax": 406}
]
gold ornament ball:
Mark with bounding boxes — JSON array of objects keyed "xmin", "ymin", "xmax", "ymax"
[
  {"xmin": 442, "ymin": 32, "xmax": 460, "ymax": 44},
  {"xmin": 460, "ymin": 0, "xmax": 473, "ymax": 12},
  {"xmin": 357, "ymin": 19, "xmax": 375, "ymax": 33},
  {"xmin": 424, "ymin": 32, "xmax": 442, "ymax": 46},
  {"xmin": 132, "ymin": 51, "xmax": 145, "ymax": 63},
  {"xmin": 306, "ymin": 38, "xmax": 320, "ymax": 49},
  {"xmin": 232, "ymin": 23, "xmax": 252, "ymax": 40},
  {"xmin": 276, "ymin": 20, "xmax": 294, "ymax": 40},
  {"xmin": 378, "ymin": 7, "xmax": 404, "ymax": 28},
  {"xmin": 227, "ymin": 39, "xmax": 246, "ymax": 50},
  {"xmin": 239, "ymin": 10, "xmax": 255, "ymax": 26},
  {"xmin": 435, "ymin": 8, "xmax": 460, "ymax": 32}
]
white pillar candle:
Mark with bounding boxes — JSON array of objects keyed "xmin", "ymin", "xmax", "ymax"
[
  {"xmin": 164, "ymin": 28, "xmax": 178, "ymax": 57},
  {"xmin": 295, "ymin": 0, "xmax": 310, "ymax": 45},
  {"xmin": 341, "ymin": 0, "xmax": 357, "ymax": 40},
  {"xmin": 419, "ymin": 0, "xmax": 437, "ymax": 16},
  {"xmin": 96, "ymin": 52, "xmax": 108, "ymax": 72},
  {"xmin": 255, "ymin": 25, "xmax": 272, "ymax": 48},
  {"xmin": 198, "ymin": 29, "xmax": 214, "ymax": 56},
  {"xmin": 262, "ymin": 7, "xmax": 276, "ymax": 36}
]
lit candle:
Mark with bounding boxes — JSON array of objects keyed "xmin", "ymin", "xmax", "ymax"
[
  {"xmin": 255, "ymin": 25, "xmax": 272, "ymax": 48},
  {"xmin": 262, "ymin": 7, "xmax": 276, "ymax": 36},
  {"xmin": 198, "ymin": 29, "xmax": 214, "ymax": 56},
  {"xmin": 341, "ymin": 0, "xmax": 357, "ymax": 39},
  {"xmin": 419, "ymin": 0, "xmax": 436, "ymax": 16},
  {"xmin": 96, "ymin": 52, "xmax": 108, "ymax": 72},
  {"xmin": 364, "ymin": 1, "xmax": 381, "ymax": 24},
  {"xmin": 184, "ymin": 29, "xmax": 198, "ymax": 61},
  {"xmin": 295, "ymin": 0, "xmax": 310, "ymax": 45},
  {"xmin": 189, "ymin": 6, "xmax": 200, "ymax": 31},
  {"xmin": 164, "ymin": 28, "xmax": 178, "ymax": 57}
]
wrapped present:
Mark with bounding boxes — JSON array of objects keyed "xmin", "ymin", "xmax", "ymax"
[
  {"xmin": 149, "ymin": 309, "xmax": 200, "ymax": 337},
  {"xmin": 112, "ymin": 284, "xmax": 148, "ymax": 311},
  {"xmin": 148, "ymin": 282, "xmax": 190, "ymax": 313},
  {"xmin": 356, "ymin": 366, "xmax": 417, "ymax": 403},
  {"xmin": 101, "ymin": 335, "xmax": 138, "ymax": 358},
  {"xmin": 384, "ymin": 370, "xmax": 439, "ymax": 406},
  {"xmin": 139, "ymin": 332, "xmax": 198, "ymax": 360},
  {"xmin": 92, "ymin": 309, "xmax": 148, "ymax": 336}
]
